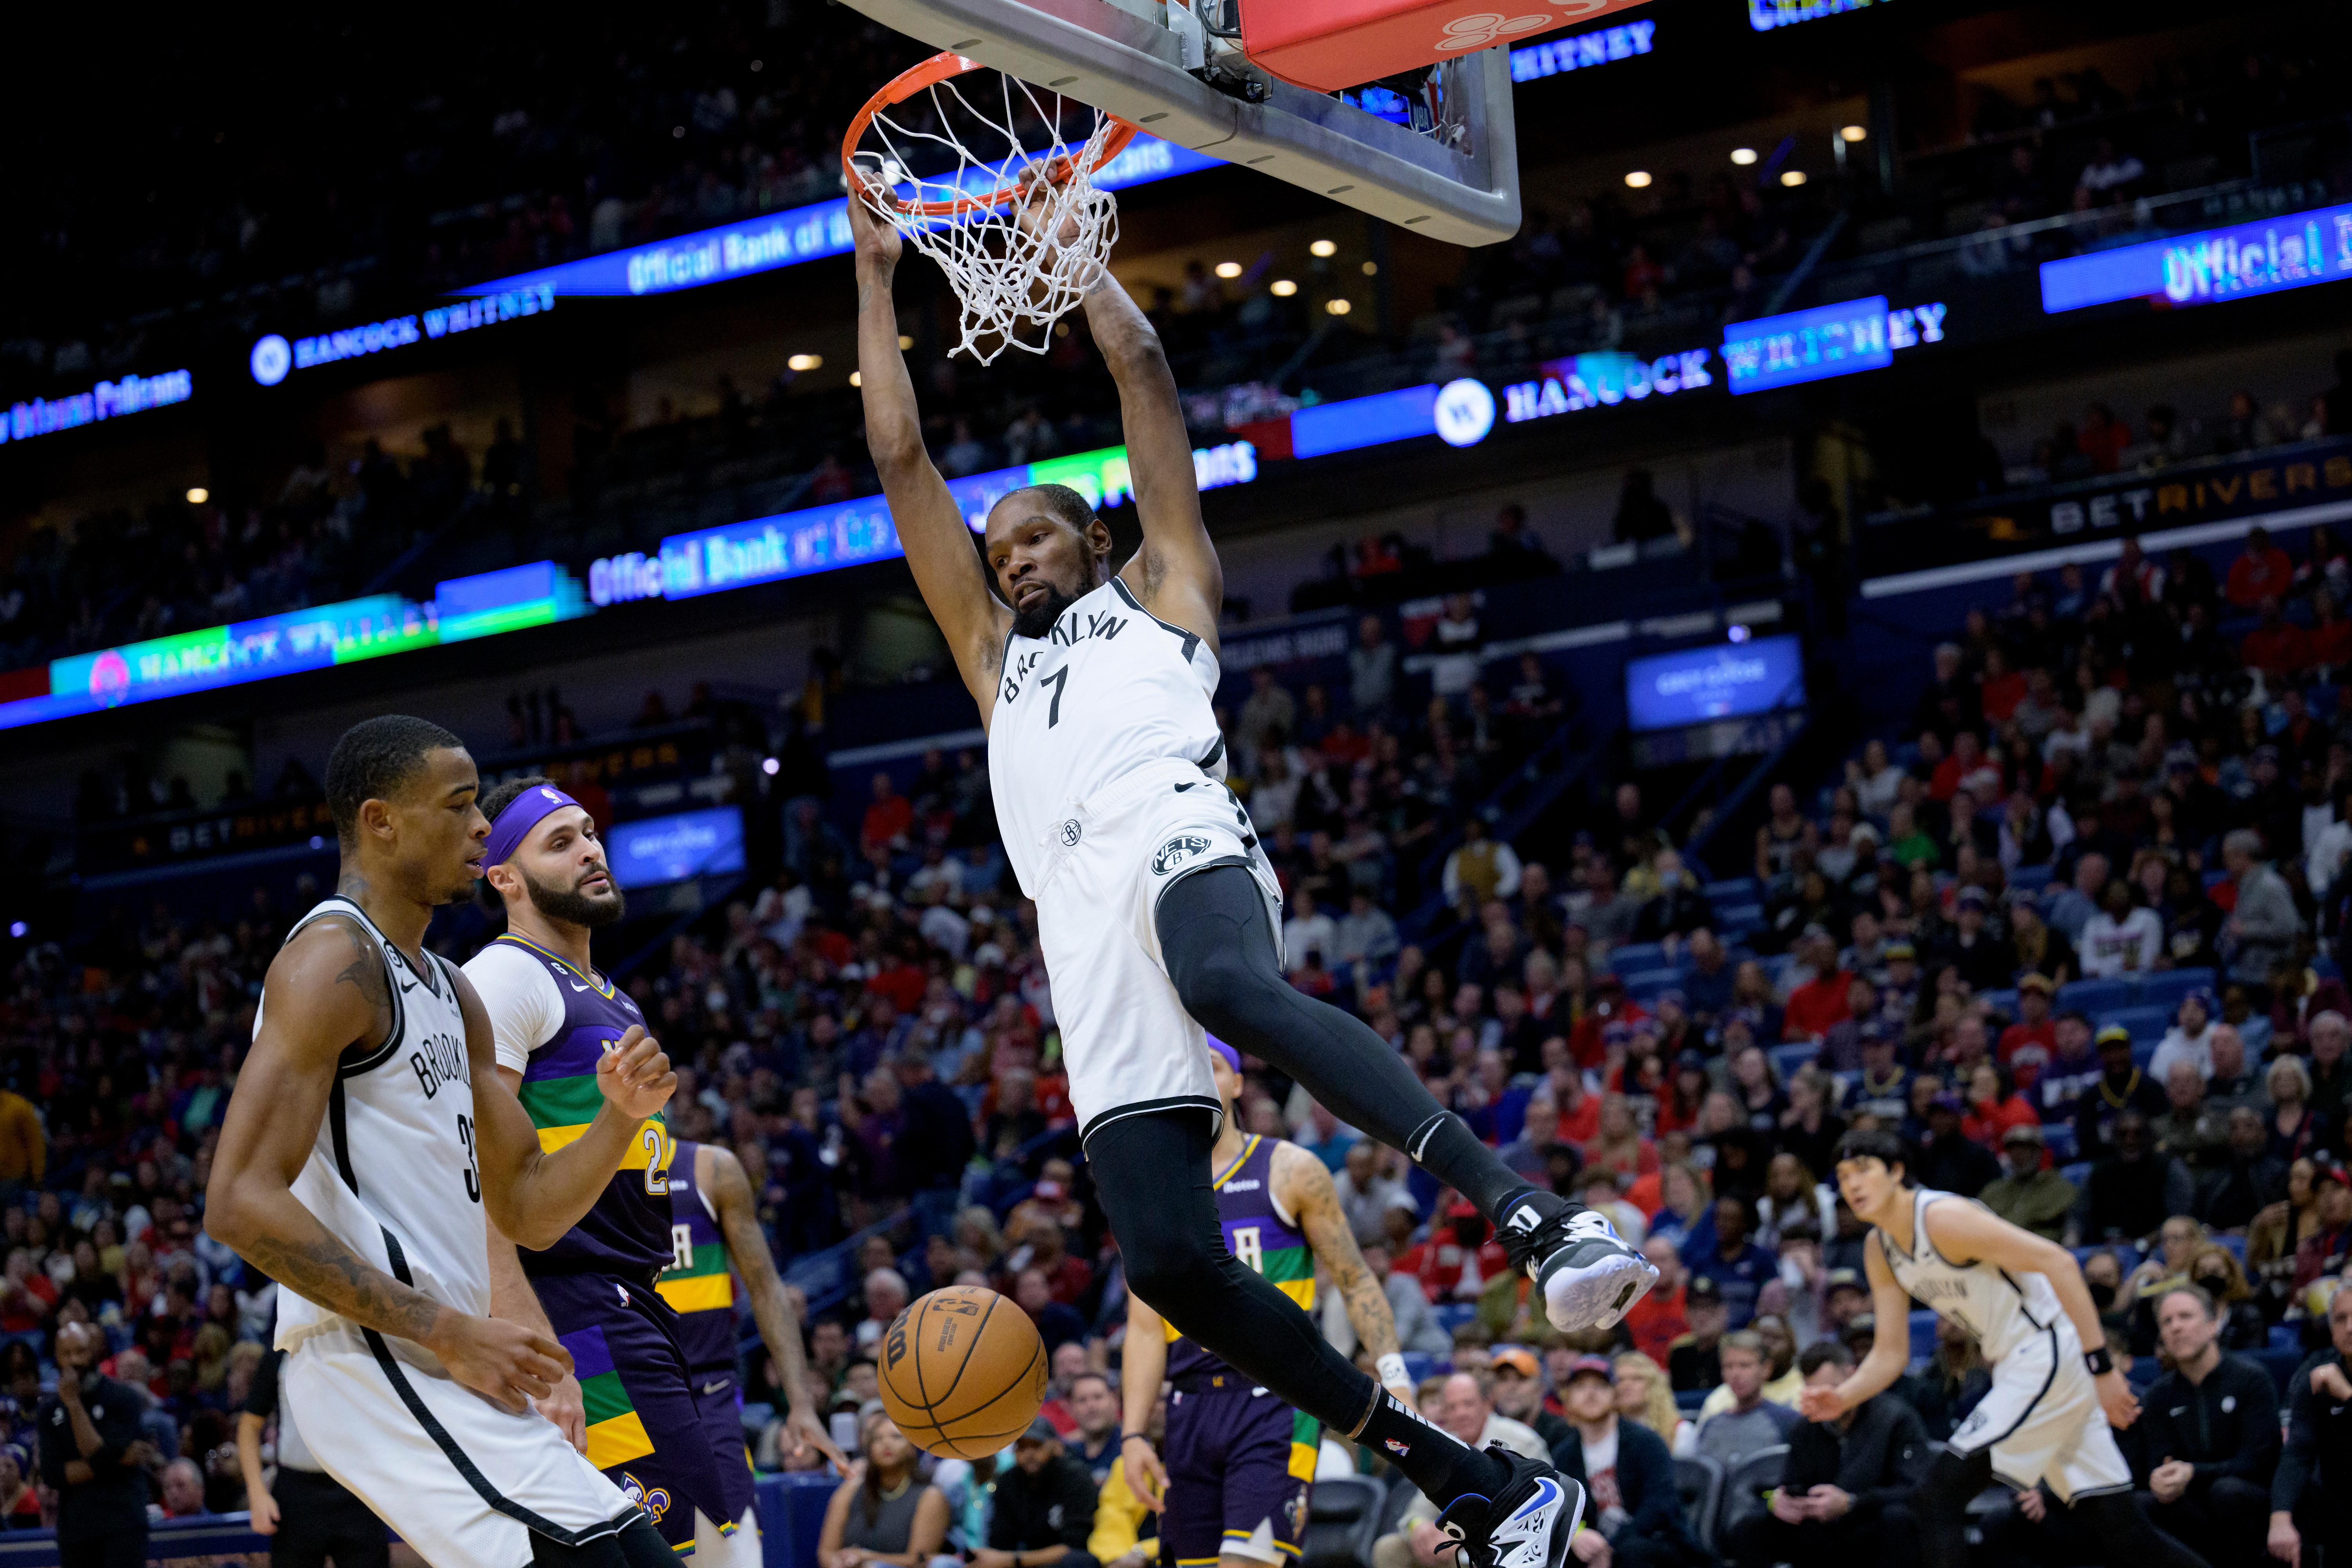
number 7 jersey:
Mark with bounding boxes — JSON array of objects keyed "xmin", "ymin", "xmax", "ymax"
[{"xmin": 989, "ymin": 577, "xmax": 1227, "ymax": 902}]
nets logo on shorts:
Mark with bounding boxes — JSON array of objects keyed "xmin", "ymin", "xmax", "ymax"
[
  {"xmin": 1058, "ymin": 818, "xmax": 1083, "ymax": 847},
  {"xmin": 1152, "ymin": 833, "xmax": 1214, "ymax": 875}
]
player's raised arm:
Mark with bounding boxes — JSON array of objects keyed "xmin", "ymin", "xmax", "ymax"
[
  {"xmin": 703, "ymin": 1143, "xmax": 848, "ymax": 1469},
  {"xmin": 456, "ymin": 972, "xmax": 675, "ymax": 1250},
  {"xmin": 1276, "ymin": 1144, "xmax": 1416, "ymax": 1409},
  {"xmin": 1920, "ymin": 1196, "xmax": 2141, "ymax": 1430},
  {"xmin": 1119, "ymin": 1291, "xmax": 1170, "ymax": 1513},
  {"xmin": 206, "ymin": 920, "xmax": 572, "ymax": 1410},
  {"xmin": 849, "ymin": 190, "xmax": 1010, "ymax": 711},
  {"xmin": 1085, "ymin": 274, "xmax": 1221, "ymax": 653},
  {"xmin": 1802, "ymin": 1231, "xmax": 1911, "ymax": 1421}
]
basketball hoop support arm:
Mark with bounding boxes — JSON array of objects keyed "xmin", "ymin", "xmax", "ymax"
[{"xmin": 832, "ymin": 0, "xmax": 1521, "ymax": 246}]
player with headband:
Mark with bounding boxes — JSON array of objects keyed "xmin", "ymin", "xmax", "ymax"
[{"xmin": 463, "ymin": 778, "xmax": 844, "ymax": 1564}]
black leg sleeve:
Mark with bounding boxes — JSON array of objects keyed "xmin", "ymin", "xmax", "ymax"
[
  {"xmin": 2069, "ymin": 1489, "xmax": 2212, "ymax": 1568},
  {"xmin": 1914, "ymin": 1446, "xmax": 1996, "ymax": 1568},
  {"xmin": 1087, "ymin": 1107, "xmax": 1505, "ymax": 1509},
  {"xmin": 1155, "ymin": 864, "xmax": 1538, "ymax": 1218}
]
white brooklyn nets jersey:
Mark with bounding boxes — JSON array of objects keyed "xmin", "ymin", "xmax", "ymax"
[
  {"xmin": 1878, "ymin": 1185, "xmax": 2066, "ymax": 1365},
  {"xmin": 259, "ymin": 897, "xmax": 488, "ymax": 1350},
  {"xmin": 989, "ymin": 576, "xmax": 1226, "ymax": 900}
]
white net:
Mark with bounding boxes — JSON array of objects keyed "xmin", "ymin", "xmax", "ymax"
[{"xmin": 849, "ymin": 67, "xmax": 1125, "ymax": 365}]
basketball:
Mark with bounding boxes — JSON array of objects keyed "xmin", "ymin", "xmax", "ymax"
[{"xmin": 877, "ymin": 1285, "xmax": 1049, "ymax": 1459}]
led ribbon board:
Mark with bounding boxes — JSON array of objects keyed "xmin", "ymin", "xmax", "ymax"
[
  {"xmin": 2039, "ymin": 201, "xmax": 2352, "ymax": 314},
  {"xmin": 0, "ymin": 562, "xmax": 587, "ymax": 731},
  {"xmin": 2, "ymin": 370, "xmax": 193, "ymax": 448}
]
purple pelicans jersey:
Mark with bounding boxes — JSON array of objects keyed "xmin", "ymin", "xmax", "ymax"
[
  {"xmin": 471, "ymin": 933, "xmax": 673, "ymax": 1274},
  {"xmin": 657, "ymin": 1141, "xmax": 740, "ymax": 1376}
]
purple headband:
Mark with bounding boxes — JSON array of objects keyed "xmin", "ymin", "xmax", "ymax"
[
  {"xmin": 485, "ymin": 784, "xmax": 583, "ymax": 868},
  {"xmin": 1206, "ymin": 1036, "xmax": 1241, "ymax": 1074}
]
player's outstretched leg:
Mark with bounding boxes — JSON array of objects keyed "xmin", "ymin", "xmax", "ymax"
[
  {"xmin": 1091, "ymin": 1108, "xmax": 1586, "ymax": 1568},
  {"xmin": 1156, "ymin": 864, "xmax": 1656, "ymax": 1330}
]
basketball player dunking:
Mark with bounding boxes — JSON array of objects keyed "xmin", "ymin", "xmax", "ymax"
[
  {"xmin": 849, "ymin": 191, "xmax": 1649, "ymax": 1568},
  {"xmin": 462, "ymin": 777, "xmax": 843, "ymax": 1564},
  {"xmin": 207, "ymin": 716, "xmax": 681, "ymax": 1568},
  {"xmin": 1123, "ymin": 1040, "xmax": 1416, "ymax": 1568},
  {"xmin": 1810, "ymin": 1127, "xmax": 2205, "ymax": 1568}
]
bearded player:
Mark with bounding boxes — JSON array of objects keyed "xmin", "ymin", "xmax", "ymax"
[
  {"xmin": 462, "ymin": 777, "xmax": 840, "ymax": 1563},
  {"xmin": 206, "ymin": 716, "xmax": 679, "ymax": 1568},
  {"xmin": 850, "ymin": 189, "xmax": 1651, "ymax": 1568},
  {"xmin": 1122, "ymin": 1040, "xmax": 1418, "ymax": 1568},
  {"xmin": 1808, "ymin": 1128, "xmax": 2205, "ymax": 1568}
]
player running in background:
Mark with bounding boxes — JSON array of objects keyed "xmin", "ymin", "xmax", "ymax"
[
  {"xmin": 1807, "ymin": 1127, "xmax": 2204, "ymax": 1568},
  {"xmin": 463, "ymin": 777, "xmax": 840, "ymax": 1564},
  {"xmin": 852, "ymin": 174, "xmax": 1632, "ymax": 1568},
  {"xmin": 1121, "ymin": 1041, "xmax": 1419, "ymax": 1568},
  {"xmin": 661, "ymin": 1137, "xmax": 841, "ymax": 1474},
  {"xmin": 206, "ymin": 715, "xmax": 679, "ymax": 1568}
]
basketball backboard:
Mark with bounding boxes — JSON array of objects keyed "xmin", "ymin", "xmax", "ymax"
[{"xmin": 833, "ymin": 0, "xmax": 1524, "ymax": 246}]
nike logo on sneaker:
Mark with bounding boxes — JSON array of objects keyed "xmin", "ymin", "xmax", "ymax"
[{"xmin": 1507, "ymin": 1206, "xmax": 1542, "ymax": 1234}]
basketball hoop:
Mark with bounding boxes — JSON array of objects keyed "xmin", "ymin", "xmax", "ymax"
[{"xmin": 844, "ymin": 52, "xmax": 1142, "ymax": 364}]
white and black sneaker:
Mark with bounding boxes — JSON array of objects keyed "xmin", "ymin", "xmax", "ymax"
[
  {"xmin": 1499, "ymin": 1192, "xmax": 1659, "ymax": 1332},
  {"xmin": 1435, "ymin": 1447, "xmax": 1588, "ymax": 1568}
]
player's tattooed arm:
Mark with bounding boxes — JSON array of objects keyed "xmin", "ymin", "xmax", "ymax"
[
  {"xmin": 706, "ymin": 1143, "xmax": 849, "ymax": 1468},
  {"xmin": 316, "ymin": 912, "xmax": 394, "ymax": 1047},
  {"xmin": 1276, "ymin": 1143, "xmax": 1410, "ymax": 1395}
]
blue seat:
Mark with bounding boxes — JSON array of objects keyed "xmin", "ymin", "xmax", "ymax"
[
  {"xmin": 1908, "ymin": 1308, "xmax": 1938, "ymax": 1348},
  {"xmin": 2131, "ymin": 1041, "xmax": 2158, "ymax": 1069},
  {"xmin": 1431, "ymin": 1303, "xmax": 1477, "ymax": 1334},
  {"xmin": 2103, "ymin": 1005, "xmax": 2174, "ymax": 1041},
  {"xmin": 1769, "ymin": 1043, "xmax": 1819, "ymax": 1082},
  {"xmin": 2060, "ymin": 1163, "xmax": 2094, "ymax": 1189},
  {"xmin": 1674, "ymin": 1387, "xmax": 1710, "ymax": 1414},
  {"xmin": 2041, "ymin": 1123, "xmax": 2077, "ymax": 1161},
  {"xmin": 1609, "ymin": 942, "xmax": 1669, "ymax": 974},
  {"xmin": 1621, "ymin": 967, "xmax": 1685, "ymax": 1001},
  {"xmin": 2216, "ymin": 1233, "xmax": 2245, "ymax": 1263},
  {"xmin": 2009, "ymin": 864, "xmax": 2054, "ymax": 894},
  {"xmin": 1704, "ymin": 878, "xmax": 1759, "ymax": 903},
  {"xmin": 1400, "ymin": 1352, "xmax": 1450, "ymax": 1386},
  {"xmin": 2242, "ymin": 1017, "xmax": 2274, "ymax": 1053},
  {"xmin": 2318, "ymin": 953, "xmax": 2344, "ymax": 981},
  {"xmin": 1981, "ymin": 989, "xmax": 2019, "ymax": 1017},
  {"xmin": 2252, "ymin": 1346, "xmax": 2305, "ymax": 1394},
  {"xmin": 2269, "ymin": 1324, "xmax": 2302, "ymax": 1353},
  {"xmin": 2060, "ymin": 979, "xmax": 2137, "ymax": 1015},
  {"xmin": 2140, "ymin": 969, "xmax": 2216, "ymax": 1006}
]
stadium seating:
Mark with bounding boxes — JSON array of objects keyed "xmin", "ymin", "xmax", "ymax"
[
  {"xmin": 1303, "ymin": 1475, "xmax": 1388, "ymax": 1567},
  {"xmin": 1674, "ymin": 1455, "xmax": 1726, "ymax": 1554}
]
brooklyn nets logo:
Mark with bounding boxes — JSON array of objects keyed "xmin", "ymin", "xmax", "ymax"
[
  {"xmin": 1152, "ymin": 834, "xmax": 1213, "ymax": 875},
  {"xmin": 1058, "ymin": 818, "xmax": 1083, "ymax": 847}
]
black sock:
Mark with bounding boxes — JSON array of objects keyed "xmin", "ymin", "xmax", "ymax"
[
  {"xmin": 1157, "ymin": 866, "xmax": 1541, "ymax": 1217},
  {"xmin": 1357, "ymin": 1391, "xmax": 1510, "ymax": 1509}
]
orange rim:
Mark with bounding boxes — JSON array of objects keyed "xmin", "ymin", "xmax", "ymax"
[{"xmin": 842, "ymin": 50, "xmax": 1141, "ymax": 218}]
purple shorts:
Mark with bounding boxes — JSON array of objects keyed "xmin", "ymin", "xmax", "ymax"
[{"xmin": 1160, "ymin": 1375, "xmax": 1319, "ymax": 1566}]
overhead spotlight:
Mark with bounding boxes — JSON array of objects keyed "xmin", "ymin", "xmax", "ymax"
[
  {"xmin": 1840, "ymin": 124, "xmax": 1868, "ymax": 142},
  {"xmin": 672, "ymin": 125, "xmax": 686, "ymax": 139},
  {"xmin": 898, "ymin": 334, "xmax": 915, "ymax": 350},
  {"xmin": 751, "ymin": 59, "xmax": 764, "ymax": 72},
  {"xmin": 1361, "ymin": 260, "xmax": 1378, "ymax": 276},
  {"xmin": 1310, "ymin": 238, "xmax": 1337, "ymax": 257},
  {"xmin": 1215, "ymin": 261, "xmax": 1243, "ymax": 278},
  {"xmin": 1624, "ymin": 170, "xmax": 1652, "ymax": 189},
  {"xmin": 185, "ymin": 487, "xmax": 209, "ymax": 505},
  {"xmin": 1727, "ymin": 624, "xmax": 1751, "ymax": 644},
  {"xmin": 1326, "ymin": 298, "xmax": 1352, "ymax": 316},
  {"xmin": 1730, "ymin": 147, "xmax": 1758, "ymax": 166},
  {"xmin": 7, "ymin": 922, "xmax": 25, "ymax": 939},
  {"xmin": 762, "ymin": 757, "xmax": 780, "ymax": 776},
  {"xmin": 788, "ymin": 353, "xmax": 822, "ymax": 371},
  {"xmin": 1271, "ymin": 279, "xmax": 1298, "ymax": 296},
  {"xmin": 849, "ymin": 371, "xmax": 862, "ymax": 387},
  {"xmin": 1781, "ymin": 170, "xmax": 1808, "ymax": 187}
]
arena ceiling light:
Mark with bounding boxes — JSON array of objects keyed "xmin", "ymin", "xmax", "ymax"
[
  {"xmin": 1215, "ymin": 261, "xmax": 1244, "ymax": 278},
  {"xmin": 1730, "ymin": 147, "xmax": 1758, "ymax": 166},
  {"xmin": 1624, "ymin": 170, "xmax": 1652, "ymax": 188},
  {"xmin": 185, "ymin": 487, "xmax": 208, "ymax": 504},
  {"xmin": 1361, "ymin": 261, "xmax": 1379, "ymax": 276},
  {"xmin": 788, "ymin": 353, "xmax": 823, "ymax": 371},
  {"xmin": 1271, "ymin": 279, "xmax": 1298, "ymax": 296},
  {"xmin": 1782, "ymin": 170, "xmax": 1808, "ymax": 187},
  {"xmin": 897, "ymin": 334, "xmax": 915, "ymax": 350},
  {"xmin": 1840, "ymin": 124, "xmax": 1868, "ymax": 141},
  {"xmin": 1310, "ymin": 239, "xmax": 1337, "ymax": 257},
  {"xmin": 1326, "ymin": 298, "xmax": 1352, "ymax": 316}
]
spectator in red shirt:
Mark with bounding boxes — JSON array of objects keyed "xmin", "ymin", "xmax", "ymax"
[
  {"xmin": 2242, "ymin": 596, "xmax": 2310, "ymax": 675},
  {"xmin": 2226, "ymin": 526, "xmax": 2296, "ymax": 608},
  {"xmin": 1998, "ymin": 973, "xmax": 2060, "ymax": 1067},
  {"xmin": 2310, "ymin": 588, "xmax": 2352, "ymax": 672},
  {"xmin": 1928, "ymin": 729, "xmax": 1998, "ymax": 803},
  {"xmin": 1621, "ymin": 1234, "xmax": 1688, "ymax": 1367},
  {"xmin": 1782, "ymin": 931, "xmax": 1857, "ymax": 1041},
  {"xmin": 1397, "ymin": 1199, "xmax": 1510, "ymax": 1301},
  {"xmin": 2078, "ymin": 401, "xmax": 2131, "ymax": 473},
  {"xmin": 861, "ymin": 771, "xmax": 913, "ymax": 856},
  {"xmin": 1978, "ymin": 646, "xmax": 2028, "ymax": 725},
  {"xmin": 1545, "ymin": 1066, "xmax": 1604, "ymax": 1147}
]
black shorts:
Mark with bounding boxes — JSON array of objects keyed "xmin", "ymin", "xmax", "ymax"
[{"xmin": 272, "ymin": 1466, "xmax": 391, "ymax": 1568}]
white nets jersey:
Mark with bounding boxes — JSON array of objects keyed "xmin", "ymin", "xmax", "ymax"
[
  {"xmin": 989, "ymin": 576, "xmax": 1226, "ymax": 900},
  {"xmin": 259, "ymin": 897, "xmax": 489, "ymax": 1350},
  {"xmin": 1878, "ymin": 1185, "xmax": 2066, "ymax": 1365}
]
